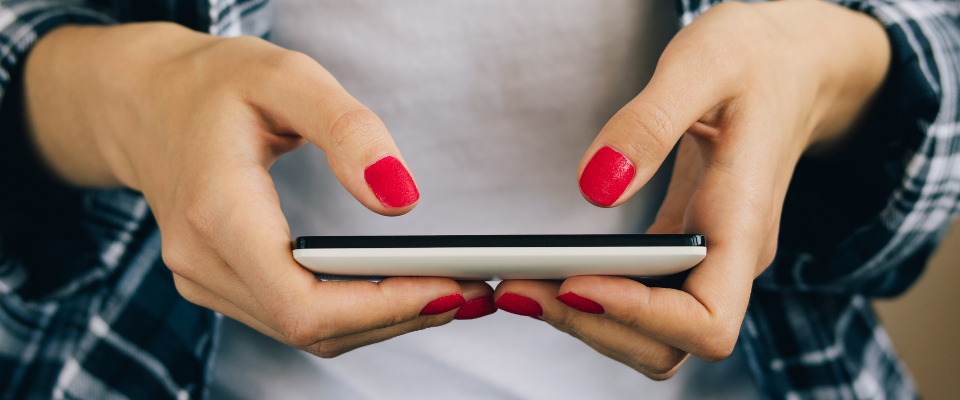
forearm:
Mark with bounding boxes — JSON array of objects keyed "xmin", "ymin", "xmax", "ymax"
[{"xmin": 22, "ymin": 22, "xmax": 217, "ymax": 189}]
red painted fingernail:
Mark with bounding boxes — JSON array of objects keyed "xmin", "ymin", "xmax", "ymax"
[
  {"xmin": 578, "ymin": 146, "xmax": 635, "ymax": 207},
  {"xmin": 364, "ymin": 156, "xmax": 419, "ymax": 208},
  {"xmin": 556, "ymin": 292, "xmax": 604, "ymax": 314},
  {"xmin": 454, "ymin": 296, "xmax": 497, "ymax": 320},
  {"xmin": 420, "ymin": 294, "xmax": 466, "ymax": 315},
  {"xmin": 495, "ymin": 293, "xmax": 543, "ymax": 317}
]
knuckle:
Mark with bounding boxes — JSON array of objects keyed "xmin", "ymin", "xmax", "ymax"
[
  {"xmin": 383, "ymin": 306, "xmax": 418, "ymax": 329},
  {"xmin": 160, "ymin": 238, "xmax": 208, "ymax": 287},
  {"xmin": 646, "ymin": 369, "xmax": 680, "ymax": 382},
  {"xmin": 328, "ymin": 108, "xmax": 388, "ymax": 153},
  {"xmin": 612, "ymin": 309, "xmax": 650, "ymax": 335},
  {"xmin": 699, "ymin": 343, "xmax": 736, "ymax": 363},
  {"xmin": 277, "ymin": 313, "xmax": 321, "ymax": 348},
  {"xmin": 241, "ymin": 46, "xmax": 321, "ymax": 91},
  {"xmin": 368, "ymin": 284, "xmax": 421, "ymax": 329},
  {"xmin": 202, "ymin": 35, "xmax": 272, "ymax": 81},
  {"xmin": 620, "ymin": 102, "xmax": 675, "ymax": 158},
  {"xmin": 694, "ymin": 325, "xmax": 739, "ymax": 363},
  {"xmin": 282, "ymin": 328, "xmax": 316, "ymax": 349},
  {"xmin": 314, "ymin": 350, "xmax": 343, "ymax": 359},
  {"xmin": 621, "ymin": 341, "xmax": 686, "ymax": 376},
  {"xmin": 253, "ymin": 46, "xmax": 316, "ymax": 77},
  {"xmin": 160, "ymin": 241, "xmax": 191, "ymax": 275},
  {"xmin": 758, "ymin": 224, "xmax": 780, "ymax": 269},
  {"xmin": 758, "ymin": 246, "xmax": 777, "ymax": 271},
  {"xmin": 273, "ymin": 49, "xmax": 318, "ymax": 72},
  {"xmin": 643, "ymin": 353, "xmax": 684, "ymax": 375},
  {"xmin": 182, "ymin": 192, "xmax": 220, "ymax": 240},
  {"xmin": 171, "ymin": 274, "xmax": 206, "ymax": 307},
  {"xmin": 313, "ymin": 340, "xmax": 349, "ymax": 359},
  {"xmin": 416, "ymin": 314, "xmax": 455, "ymax": 331},
  {"xmin": 551, "ymin": 311, "xmax": 582, "ymax": 334}
]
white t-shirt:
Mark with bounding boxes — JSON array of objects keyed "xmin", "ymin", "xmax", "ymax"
[{"xmin": 210, "ymin": 1, "xmax": 761, "ymax": 399}]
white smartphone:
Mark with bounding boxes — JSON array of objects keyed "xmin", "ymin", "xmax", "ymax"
[{"xmin": 293, "ymin": 234, "xmax": 705, "ymax": 280}]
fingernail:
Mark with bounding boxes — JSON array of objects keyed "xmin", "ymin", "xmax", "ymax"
[
  {"xmin": 364, "ymin": 156, "xmax": 419, "ymax": 208},
  {"xmin": 420, "ymin": 294, "xmax": 466, "ymax": 315},
  {"xmin": 556, "ymin": 292, "xmax": 604, "ymax": 314},
  {"xmin": 454, "ymin": 295, "xmax": 497, "ymax": 320},
  {"xmin": 579, "ymin": 146, "xmax": 635, "ymax": 207},
  {"xmin": 495, "ymin": 293, "xmax": 543, "ymax": 317}
]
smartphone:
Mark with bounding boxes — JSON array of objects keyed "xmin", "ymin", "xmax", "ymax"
[{"xmin": 293, "ymin": 234, "xmax": 705, "ymax": 280}]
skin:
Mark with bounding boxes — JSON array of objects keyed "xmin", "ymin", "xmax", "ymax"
[
  {"xmin": 24, "ymin": 22, "xmax": 493, "ymax": 357},
  {"xmin": 498, "ymin": 0, "xmax": 891, "ymax": 379},
  {"xmin": 22, "ymin": 0, "xmax": 889, "ymax": 378}
]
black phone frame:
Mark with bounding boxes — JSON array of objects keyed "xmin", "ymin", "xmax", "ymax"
[{"xmin": 294, "ymin": 234, "xmax": 704, "ymax": 249}]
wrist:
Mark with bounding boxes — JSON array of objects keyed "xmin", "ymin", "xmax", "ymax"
[
  {"xmin": 23, "ymin": 25, "xmax": 118, "ymax": 187},
  {"xmin": 754, "ymin": 0, "xmax": 891, "ymax": 149}
]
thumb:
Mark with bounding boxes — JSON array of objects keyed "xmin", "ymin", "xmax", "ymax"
[
  {"xmin": 248, "ymin": 51, "xmax": 418, "ymax": 216},
  {"xmin": 577, "ymin": 38, "xmax": 738, "ymax": 207}
]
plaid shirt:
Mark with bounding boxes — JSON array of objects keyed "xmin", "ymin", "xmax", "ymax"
[{"xmin": 0, "ymin": 0, "xmax": 957, "ymax": 398}]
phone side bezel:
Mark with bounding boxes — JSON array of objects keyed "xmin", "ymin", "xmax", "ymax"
[{"xmin": 294, "ymin": 234, "xmax": 705, "ymax": 249}]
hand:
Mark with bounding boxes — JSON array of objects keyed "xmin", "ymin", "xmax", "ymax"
[
  {"xmin": 23, "ymin": 22, "xmax": 496, "ymax": 357},
  {"xmin": 495, "ymin": 0, "xmax": 890, "ymax": 378}
]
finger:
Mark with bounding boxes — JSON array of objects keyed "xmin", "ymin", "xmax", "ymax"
[
  {"xmin": 184, "ymin": 161, "xmax": 462, "ymax": 348},
  {"xmin": 577, "ymin": 35, "xmax": 742, "ymax": 208},
  {"xmin": 582, "ymin": 341, "xmax": 690, "ymax": 381},
  {"xmin": 303, "ymin": 313, "xmax": 457, "ymax": 358},
  {"xmin": 175, "ymin": 272, "xmax": 469, "ymax": 358},
  {"xmin": 303, "ymin": 282, "xmax": 494, "ymax": 358},
  {"xmin": 559, "ymin": 244, "xmax": 755, "ymax": 363},
  {"xmin": 495, "ymin": 280, "xmax": 688, "ymax": 378},
  {"xmin": 167, "ymin": 206, "xmax": 451, "ymax": 347},
  {"xmin": 453, "ymin": 281, "xmax": 498, "ymax": 320},
  {"xmin": 172, "ymin": 272, "xmax": 287, "ymax": 341},
  {"xmin": 244, "ymin": 46, "xmax": 418, "ymax": 215},
  {"xmin": 646, "ymin": 134, "xmax": 701, "ymax": 235},
  {"xmin": 163, "ymin": 226, "xmax": 284, "ymax": 330},
  {"xmin": 566, "ymin": 325, "xmax": 687, "ymax": 381},
  {"xmin": 570, "ymin": 105, "xmax": 774, "ymax": 361}
]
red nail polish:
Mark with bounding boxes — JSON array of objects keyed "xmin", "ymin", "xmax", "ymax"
[
  {"xmin": 579, "ymin": 146, "xmax": 635, "ymax": 207},
  {"xmin": 454, "ymin": 296, "xmax": 497, "ymax": 320},
  {"xmin": 495, "ymin": 293, "xmax": 543, "ymax": 317},
  {"xmin": 364, "ymin": 156, "xmax": 419, "ymax": 208},
  {"xmin": 420, "ymin": 294, "xmax": 466, "ymax": 315},
  {"xmin": 556, "ymin": 292, "xmax": 604, "ymax": 314}
]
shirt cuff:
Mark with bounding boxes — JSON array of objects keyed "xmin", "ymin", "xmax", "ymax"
[{"xmin": 0, "ymin": 3, "xmax": 114, "ymax": 297}]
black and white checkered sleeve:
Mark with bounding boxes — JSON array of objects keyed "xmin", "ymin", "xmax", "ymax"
[
  {"xmin": 0, "ymin": 3, "xmax": 229, "ymax": 398},
  {"xmin": 0, "ymin": 1, "xmax": 115, "ymax": 296},
  {"xmin": 764, "ymin": 0, "xmax": 960, "ymax": 295},
  {"xmin": 678, "ymin": 0, "xmax": 960, "ymax": 295}
]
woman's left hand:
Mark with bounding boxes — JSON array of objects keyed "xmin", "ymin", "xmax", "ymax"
[{"xmin": 495, "ymin": 0, "xmax": 891, "ymax": 379}]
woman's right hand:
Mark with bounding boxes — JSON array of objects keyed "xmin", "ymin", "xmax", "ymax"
[{"xmin": 22, "ymin": 22, "xmax": 494, "ymax": 356}]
